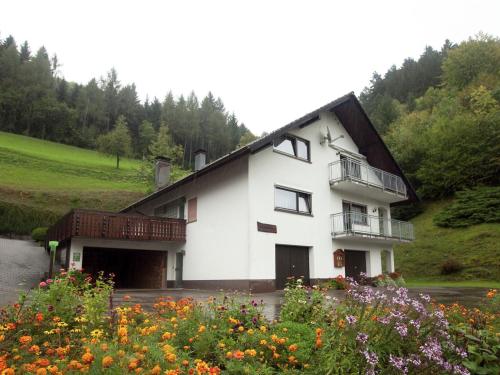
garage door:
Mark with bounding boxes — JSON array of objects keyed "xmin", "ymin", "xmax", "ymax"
[
  {"xmin": 275, "ymin": 245, "xmax": 310, "ymax": 289},
  {"xmin": 82, "ymin": 247, "xmax": 166, "ymax": 288},
  {"xmin": 344, "ymin": 250, "xmax": 367, "ymax": 280}
]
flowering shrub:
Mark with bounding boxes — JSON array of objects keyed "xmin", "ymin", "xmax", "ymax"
[{"xmin": 0, "ymin": 276, "xmax": 497, "ymax": 374}]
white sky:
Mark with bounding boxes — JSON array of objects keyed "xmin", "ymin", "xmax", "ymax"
[{"xmin": 1, "ymin": 0, "xmax": 499, "ymax": 135}]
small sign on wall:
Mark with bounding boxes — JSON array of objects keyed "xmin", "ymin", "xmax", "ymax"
[
  {"xmin": 73, "ymin": 252, "xmax": 81, "ymax": 262},
  {"xmin": 333, "ymin": 249, "xmax": 344, "ymax": 268},
  {"xmin": 257, "ymin": 222, "xmax": 277, "ymax": 233}
]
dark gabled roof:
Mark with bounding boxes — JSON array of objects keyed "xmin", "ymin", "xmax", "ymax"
[{"xmin": 121, "ymin": 93, "xmax": 417, "ymax": 213}]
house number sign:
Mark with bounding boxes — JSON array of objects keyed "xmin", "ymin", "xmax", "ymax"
[{"xmin": 333, "ymin": 249, "xmax": 345, "ymax": 268}]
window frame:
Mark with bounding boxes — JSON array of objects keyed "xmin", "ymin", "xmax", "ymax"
[
  {"xmin": 154, "ymin": 198, "xmax": 185, "ymax": 219},
  {"xmin": 342, "ymin": 200, "xmax": 368, "ymax": 226},
  {"xmin": 274, "ymin": 185, "xmax": 313, "ymax": 216},
  {"xmin": 273, "ymin": 134, "xmax": 311, "ymax": 162}
]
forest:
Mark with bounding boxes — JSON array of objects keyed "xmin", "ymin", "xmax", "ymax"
[
  {"xmin": 0, "ymin": 32, "xmax": 499, "ymax": 201},
  {"xmin": 0, "ymin": 34, "xmax": 255, "ymax": 170},
  {"xmin": 360, "ymin": 33, "xmax": 500, "ymax": 202}
]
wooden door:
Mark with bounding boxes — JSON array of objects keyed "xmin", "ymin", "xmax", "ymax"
[
  {"xmin": 344, "ymin": 250, "xmax": 367, "ymax": 279},
  {"xmin": 275, "ymin": 245, "xmax": 310, "ymax": 289}
]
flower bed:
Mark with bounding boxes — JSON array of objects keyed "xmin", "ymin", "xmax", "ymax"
[{"xmin": 0, "ymin": 272, "xmax": 498, "ymax": 374}]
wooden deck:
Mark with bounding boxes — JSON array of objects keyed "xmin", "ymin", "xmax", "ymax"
[{"xmin": 47, "ymin": 209, "xmax": 186, "ymax": 243}]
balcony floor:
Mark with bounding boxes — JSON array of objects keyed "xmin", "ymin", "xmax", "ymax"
[
  {"xmin": 332, "ymin": 231, "xmax": 413, "ymax": 244},
  {"xmin": 330, "ymin": 179, "xmax": 407, "ymax": 203}
]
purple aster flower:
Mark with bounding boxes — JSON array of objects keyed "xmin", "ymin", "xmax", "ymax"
[
  {"xmin": 356, "ymin": 332, "xmax": 368, "ymax": 344},
  {"xmin": 395, "ymin": 322, "xmax": 408, "ymax": 337},
  {"xmin": 389, "ymin": 354, "xmax": 408, "ymax": 374},
  {"xmin": 346, "ymin": 315, "xmax": 357, "ymax": 325},
  {"xmin": 362, "ymin": 350, "xmax": 379, "ymax": 366},
  {"xmin": 453, "ymin": 365, "xmax": 470, "ymax": 375}
]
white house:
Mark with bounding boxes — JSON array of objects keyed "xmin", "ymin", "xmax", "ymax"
[{"xmin": 47, "ymin": 93, "xmax": 416, "ymax": 292}]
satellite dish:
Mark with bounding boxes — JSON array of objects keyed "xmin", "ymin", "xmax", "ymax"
[{"xmin": 320, "ymin": 126, "xmax": 333, "ymax": 145}]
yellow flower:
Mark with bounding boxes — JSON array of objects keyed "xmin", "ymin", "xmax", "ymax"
[
  {"xmin": 260, "ymin": 325, "xmax": 267, "ymax": 332},
  {"xmin": 165, "ymin": 353, "xmax": 176, "ymax": 363},
  {"xmin": 238, "ymin": 326, "xmax": 244, "ymax": 332},
  {"xmin": 218, "ymin": 342, "xmax": 226, "ymax": 348},
  {"xmin": 247, "ymin": 329, "xmax": 254, "ymax": 335},
  {"xmin": 198, "ymin": 325, "xmax": 206, "ymax": 333},
  {"xmin": 260, "ymin": 339, "xmax": 267, "ymax": 345}
]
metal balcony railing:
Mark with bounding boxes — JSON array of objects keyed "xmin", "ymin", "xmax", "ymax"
[
  {"xmin": 331, "ymin": 211, "xmax": 414, "ymax": 242},
  {"xmin": 329, "ymin": 157, "xmax": 407, "ymax": 198}
]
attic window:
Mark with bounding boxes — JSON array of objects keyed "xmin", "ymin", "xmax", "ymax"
[{"xmin": 273, "ymin": 134, "xmax": 310, "ymax": 161}]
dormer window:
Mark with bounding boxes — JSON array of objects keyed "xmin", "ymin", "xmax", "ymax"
[{"xmin": 274, "ymin": 134, "xmax": 310, "ymax": 161}]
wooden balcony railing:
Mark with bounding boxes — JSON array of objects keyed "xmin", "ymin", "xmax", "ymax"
[{"xmin": 47, "ymin": 209, "xmax": 186, "ymax": 243}]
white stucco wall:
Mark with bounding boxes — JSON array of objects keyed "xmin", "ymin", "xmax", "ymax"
[
  {"xmin": 247, "ymin": 111, "xmax": 393, "ymax": 281},
  {"xmin": 135, "ymin": 156, "xmax": 250, "ymax": 282}
]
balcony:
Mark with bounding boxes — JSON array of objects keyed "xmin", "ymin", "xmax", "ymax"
[
  {"xmin": 329, "ymin": 157, "xmax": 407, "ymax": 203},
  {"xmin": 47, "ymin": 209, "xmax": 186, "ymax": 243},
  {"xmin": 331, "ymin": 211, "xmax": 414, "ymax": 243}
]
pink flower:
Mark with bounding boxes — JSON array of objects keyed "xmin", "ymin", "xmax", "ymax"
[
  {"xmin": 39, "ymin": 281, "xmax": 47, "ymax": 287},
  {"xmin": 46, "ymin": 279, "xmax": 53, "ymax": 284}
]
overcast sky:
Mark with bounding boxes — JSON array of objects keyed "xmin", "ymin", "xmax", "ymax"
[{"xmin": 1, "ymin": 0, "xmax": 499, "ymax": 134}]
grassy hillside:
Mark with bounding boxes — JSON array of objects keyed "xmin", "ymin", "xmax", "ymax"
[
  {"xmin": 394, "ymin": 200, "xmax": 500, "ymax": 282},
  {"xmin": 0, "ymin": 131, "xmax": 147, "ymax": 235}
]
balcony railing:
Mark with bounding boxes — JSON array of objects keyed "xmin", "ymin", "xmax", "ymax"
[
  {"xmin": 329, "ymin": 157, "xmax": 407, "ymax": 198},
  {"xmin": 331, "ymin": 211, "xmax": 414, "ymax": 242},
  {"xmin": 47, "ymin": 209, "xmax": 186, "ymax": 243}
]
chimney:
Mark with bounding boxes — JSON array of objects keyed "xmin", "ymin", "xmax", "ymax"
[
  {"xmin": 154, "ymin": 156, "xmax": 171, "ymax": 190},
  {"xmin": 194, "ymin": 149, "xmax": 207, "ymax": 171}
]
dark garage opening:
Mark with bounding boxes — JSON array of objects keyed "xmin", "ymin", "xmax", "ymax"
[
  {"xmin": 275, "ymin": 245, "xmax": 310, "ymax": 289},
  {"xmin": 82, "ymin": 247, "xmax": 166, "ymax": 288}
]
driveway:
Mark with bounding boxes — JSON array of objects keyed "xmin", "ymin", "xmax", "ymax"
[
  {"xmin": 0, "ymin": 238, "xmax": 49, "ymax": 306},
  {"xmin": 112, "ymin": 286, "xmax": 490, "ymax": 319}
]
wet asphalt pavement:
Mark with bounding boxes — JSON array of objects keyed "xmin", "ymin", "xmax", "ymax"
[{"xmin": 112, "ymin": 286, "xmax": 492, "ymax": 320}]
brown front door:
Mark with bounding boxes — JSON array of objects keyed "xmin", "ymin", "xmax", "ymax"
[
  {"xmin": 275, "ymin": 245, "xmax": 310, "ymax": 289},
  {"xmin": 344, "ymin": 250, "xmax": 367, "ymax": 279}
]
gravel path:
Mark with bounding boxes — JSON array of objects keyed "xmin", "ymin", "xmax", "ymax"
[{"xmin": 0, "ymin": 238, "xmax": 49, "ymax": 306}]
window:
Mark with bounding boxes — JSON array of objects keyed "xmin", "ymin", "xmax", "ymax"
[
  {"xmin": 154, "ymin": 199, "xmax": 185, "ymax": 219},
  {"xmin": 275, "ymin": 187, "xmax": 312, "ymax": 214},
  {"xmin": 187, "ymin": 197, "xmax": 197, "ymax": 223},
  {"xmin": 343, "ymin": 201, "xmax": 368, "ymax": 225},
  {"xmin": 273, "ymin": 134, "xmax": 310, "ymax": 161}
]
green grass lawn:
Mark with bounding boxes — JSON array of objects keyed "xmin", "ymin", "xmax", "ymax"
[
  {"xmin": 405, "ymin": 279, "xmax": 500, "ymax": 288},
  {"xmin": 0, "ymin": 131, "xmax": 148, "ymax": 234},
  {"xmin": 395, "ymin": 200, "xmax": 500, "ymax": 283}
]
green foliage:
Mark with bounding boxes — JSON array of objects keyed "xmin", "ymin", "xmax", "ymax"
[
  {"xmin": 0, "ymin": 33, "xmax": 254, "ymax": 168},
  {"xmin": 96, "ymin": 115, "xmax": 132, "ymax": 168},
  {"xmin": 394, "ymin": 201, "xmax": 500, "ymax": 281},
  {"xmin": 443, "ymin": 33, "xmax": 500, "ymax": 89},
  {"xmin": 31, "ymin": 226, "xmax": 48, "ymax": 242},
  {"xmin": 440, "ymin": 259, "xmax": 464, "ymax": 275},
  {"xmin": 0, "ymin": 201, "xmax": 59, "ymax": 235},
  {"xmin": 434, "ymin": 187, "xmax": 500, "ymax": 228},
  {"xmin": 279, "ymin": 279, "xmax": 331, "ymax": 323},
  {"xmin": 148, "ymin": 123, "xmax": 184, "ymax": 164}
]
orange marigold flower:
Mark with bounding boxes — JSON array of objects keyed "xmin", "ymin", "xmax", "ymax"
[
  {"xmin": 29, "ymin": 345, "xmax": 41, "ymax": 353},
  {"xmin": 82, "ymin": 352, "xmax": 94, "ymax": 364},
  {"xmin": 288, "ymin": 344, "xmax": 298, "ymax": 352},
  {"xmin": 35, "ymin": 312, "xmax": 44, "ymax": 322},
  {"xmin": 233, "ymin": 350, "xmax": 245, "ymax": 360},
  {"xmin": 165, "ymin": 353, "xmax": 176, "ymax": 363},
  {"xmin": 36, "ymin": 368, "xmax": 47, "ymax": 375},
  {"xmin": 150, "ymin": 365, "xmax": 162, "ymax": 374},
  {"xmin": 47, "ymin": 365, "xmax": 58, "ymax": 374},
  {"xmin": 315, "ymin": 338, "xmax": 322, "ymax": 348},
  {"xmin": 102, "ymin": 356, "xmax": 114, "ymax": 368},
  {"xmin": 182, "ymin": 360, "xmax": 190, "ymax": 366},
  {"xmin": 128, "ymin": 359, "xmax": 138, "ymax": 370},
  {"xmin": 19, "ymin": 335, "xmax": 32, "ymax": 345},
  {"xmin": 2, "ymin": 369, "xmax": 15, "ymax": 375},
  {"xmin": 36, "ymin": 358, "xmax": 50, "ymax": 367}
]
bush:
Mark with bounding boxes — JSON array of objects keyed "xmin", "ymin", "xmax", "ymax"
[
  {"xmin": 440, "ymin": 259, "xmax": 464, "ymax": 275},
  {"xmin": 434, "ymin": 187, "xmax": 500, "ymax": 228},
  {"xmin": 391, "ymin": 203, "xmax": 424, "ymax": 221},
  {"xmin": 31, "ymin": 226, "xmax": 48, "ymax": 242},
  {"xmin": 0, "ymin": 201, "xmax": 59, "ymax": 235}
]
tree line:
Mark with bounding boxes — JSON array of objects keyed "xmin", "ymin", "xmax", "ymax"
[
  {"xmin": 0, "ymin": 34, "xmax": 255, "ymax": 169},
  {"xmin": 360, "ymin": 33, "xmax": 500, "ymax": 200}
]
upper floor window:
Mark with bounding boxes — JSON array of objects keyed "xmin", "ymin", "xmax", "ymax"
[
  {"xmin": 273, "ymin": 134, "xmax": 310, "ymax": 161},
  {"xmin": 343, "ymin": 201, "xmax": 367, "ymax": 225},
  {"xmin": 275, "ymin": 186, "xmax": 312, "ymax": 215},
  {"xmin": 154, "ymin": 198, "xmax": 185, "ymax": 219}
]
